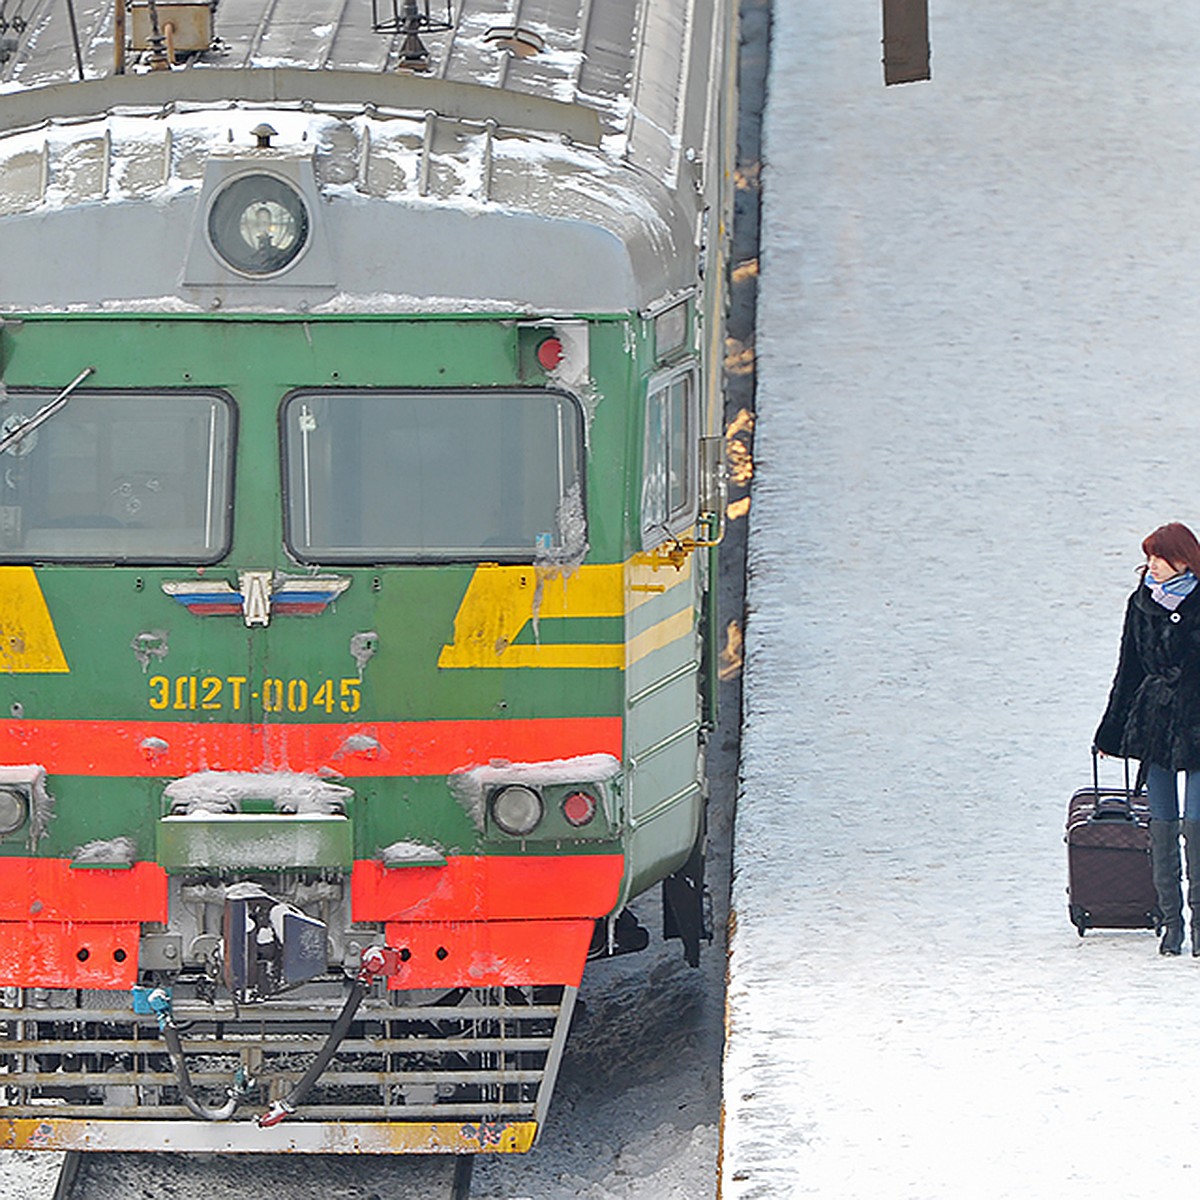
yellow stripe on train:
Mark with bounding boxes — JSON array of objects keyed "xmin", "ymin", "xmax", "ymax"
[
  {"xmin": 0, "ymin": 567, "xmax": 69, "ymax": 673},
  {"xmin": 438, "ymin": 558, "xmax": 694, "ymax": 670},
  {"xmin": 0, "ymin": 1116, "xmax": 537, "ymax": 1154}
]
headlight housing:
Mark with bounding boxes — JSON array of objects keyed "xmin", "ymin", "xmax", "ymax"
[
  {"xmin": 0, "ymin": 786, "xmax": 27, "ymax": 835},
  {"xmin": 207, "ymin": 173, "xmax": 310, "ymax": 277},
  {"xmin": 489, "ymin": 785, "xmax": 544, "ymax": 837}
]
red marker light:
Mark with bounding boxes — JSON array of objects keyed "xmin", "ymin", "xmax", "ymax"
[
  {"xmin": 562, "ymin": 790, "xmax": 597, "ymax": 827},
  {"xmin": 536, "ymin": 336, "xmax": 565, "ymax": 372}
]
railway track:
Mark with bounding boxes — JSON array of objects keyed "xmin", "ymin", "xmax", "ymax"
[{"xmin": 53, "ymin": 1149, "xmax": 476, "ymax": 1199}]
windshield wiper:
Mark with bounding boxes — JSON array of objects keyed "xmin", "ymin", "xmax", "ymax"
[{"xmin": 0, "ymin": 365, "xmax": 95, "ymax": 455}]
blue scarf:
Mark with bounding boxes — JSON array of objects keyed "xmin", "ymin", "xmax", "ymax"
[{"xmin": 1146, "ymin": 568, "xmax": 1199, "ymax": 611}]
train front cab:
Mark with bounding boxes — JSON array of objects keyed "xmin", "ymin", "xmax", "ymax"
[{"xmin": 0, "ymin": 300, "xmax": 721, "ymax": 1154}]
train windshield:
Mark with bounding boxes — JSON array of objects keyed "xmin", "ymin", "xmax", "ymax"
[
  {"xmin": 282, "ymin": 389, "xmax": 584, "ymax": 563},
  {"xmin": 0, "ymin": 389, "xmax": 234, "ymax": 563}
]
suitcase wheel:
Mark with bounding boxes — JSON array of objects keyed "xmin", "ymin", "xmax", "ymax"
[{"xmin": 1069, "ymin": 903, "xmax": 1088, "ymax": 936}]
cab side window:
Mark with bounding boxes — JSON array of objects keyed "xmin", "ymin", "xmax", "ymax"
[{"xmin": 641, "ymin": 366, "xmax": 697, "ymax": 548}]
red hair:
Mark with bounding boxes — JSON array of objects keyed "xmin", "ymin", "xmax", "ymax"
[{"xmin": 1142, "ymin": 522, "xmax": 1200, "ymax": 578}]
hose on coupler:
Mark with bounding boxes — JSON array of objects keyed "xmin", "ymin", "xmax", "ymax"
[
  {"xmin": 257, "ymin": 977, "xmax": 367, "ymax": 1127},
  {"xmin": 258, "ymin": 945, "xmax": 402, "ymax": 1128},
  {"xmin": 147, "ymin": 988, "xmax": 246, "ymax": 1122}
]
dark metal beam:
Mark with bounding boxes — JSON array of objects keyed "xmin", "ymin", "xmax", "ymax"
[{"xmin": 882, "ymin": 0, "xmax": 930, "ymax": 85}]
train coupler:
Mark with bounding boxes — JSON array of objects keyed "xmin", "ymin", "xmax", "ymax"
[{"xmin": 223, "ymin": 883, "xmax": 328, "ymax": 1003}]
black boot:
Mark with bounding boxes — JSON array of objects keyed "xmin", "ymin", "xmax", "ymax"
[
  {"xmin": 1150, "ymin": 819, "xmax": 1184, "ymax": 955},
  {"xmin": 1184, "ymin": 821, "xmax": 1200, "ymax": 956}
]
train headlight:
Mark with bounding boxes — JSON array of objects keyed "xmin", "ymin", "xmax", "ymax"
[
  {"xmin": 207, "ymin": 173, "xmax": 310, "ymax": 278},
  {"xmin": 562, "ymin": 790, "xmax": 598, "ymax": 828},
  {"xmin": 0, "ymin": 786, "xmax": 26, "ymax": 835},
  {"xmin": 490, "ymin": 785, "xmax": 543, "ymax": 837}
]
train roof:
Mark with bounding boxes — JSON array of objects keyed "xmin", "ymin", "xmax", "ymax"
[{"xmin": 0, "ymin": 0, "xmax": 727, "ymax": 315}]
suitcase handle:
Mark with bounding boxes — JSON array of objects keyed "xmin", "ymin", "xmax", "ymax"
[
  {"xmin": 1091, "ymin": 747, "xmax": 1139, "ymax": 798},
  {"xmin": 1090, "ymin": 797, "xmax": 1138, "ymax": 822}
]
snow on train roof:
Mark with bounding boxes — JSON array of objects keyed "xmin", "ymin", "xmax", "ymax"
[
  {"xmin": 1, "ymin": 0, "xmax": 639, "ymax": 135},
  {"xmin": 0, "ymin": 0, "xmax": 708, "ymax": 313}
]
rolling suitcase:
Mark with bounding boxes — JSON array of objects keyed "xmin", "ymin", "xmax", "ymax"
[{"xmin": 1066, "ymin": 752, "xmax": 1161, "ymax": 936}]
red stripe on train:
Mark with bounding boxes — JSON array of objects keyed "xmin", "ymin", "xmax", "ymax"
[
  {"xmin": 381, "ymin": 918, "xmax": 597, "ymax": 988},
  {"xmin": 0, "ymin": 855, "xmax": 622, "ymax": 989},
  {"xmin": 0, "ymin": 859, "xmax": 168, "ymax": 922},
  {"xmin": 351, "ymin": 854, "xmax": 624, "ymax": 922},
  {"xmin": 357, "ymin": 854, "xmax": 626, "ymax": 988},
  {"xmin": 0, "ymin": 716, "xmax": 623, "ymax": 777},
  {"xmin": 0, "ymin": 860, "xmax": 167, "ymax": 988}
]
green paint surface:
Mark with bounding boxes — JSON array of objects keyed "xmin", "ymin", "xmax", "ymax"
[{"xmin": 0, "ymin": 313, "xmax": 703, "ymax": 891}]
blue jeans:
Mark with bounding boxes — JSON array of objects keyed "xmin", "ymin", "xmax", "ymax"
[{"xmin": 1145, "ymin": 764, "xmax": 1200, "ymax": 822}]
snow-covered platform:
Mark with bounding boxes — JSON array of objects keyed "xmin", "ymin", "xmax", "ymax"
[{"xmin": 722, "ymin": 3, "xmax": 1200, "ymax": 1196}]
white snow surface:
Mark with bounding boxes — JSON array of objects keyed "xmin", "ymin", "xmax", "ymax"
[
  {"xmin": 163, "ymin": 771, "xmax": 352, "ymax": 813},
  {"xmin": 723, "ymin": 1, "xmax": 1200, "ymax": 1198}
]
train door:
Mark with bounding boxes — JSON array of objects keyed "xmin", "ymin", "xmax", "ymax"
[{"xmin": 626, "ymin": 362, "xmax": 705, "ymax": 890}]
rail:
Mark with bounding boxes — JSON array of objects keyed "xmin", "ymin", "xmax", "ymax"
[{"xmin": 53, "ymin": 1149, "xmax": 476, "ymax": 1198}]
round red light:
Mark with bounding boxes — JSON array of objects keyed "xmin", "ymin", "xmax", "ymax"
[
  {"xmin": 562, "ymin": 790, "xmax": 597, "ymax": 827},
  {"xmin": 536, "ymin": 336, "xmax": 565, "ymax": 372}
]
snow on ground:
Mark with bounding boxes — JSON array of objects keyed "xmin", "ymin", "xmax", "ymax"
[{"xmin": 723, "ymin": 1, "xmax": 1200, "ymax": 1197}]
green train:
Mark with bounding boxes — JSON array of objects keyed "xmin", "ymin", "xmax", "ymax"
[{"xmin": 0, "ymin": 0, "xmax": 735, "ymax": 1159}]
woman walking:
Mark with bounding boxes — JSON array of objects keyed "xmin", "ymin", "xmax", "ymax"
[{"xmin": 1096, "ymin": 521, "xmax": 1200, "ymax": 956}]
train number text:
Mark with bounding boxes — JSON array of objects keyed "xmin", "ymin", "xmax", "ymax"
[{"xmin": 148, "ymin": 675, "xmax": 362, "ymax": 714}]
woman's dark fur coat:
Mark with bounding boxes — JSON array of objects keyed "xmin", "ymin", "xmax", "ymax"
[{"xmin": 1096, "ymin": 582, "xmax": 1200, "ymax": 770}]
